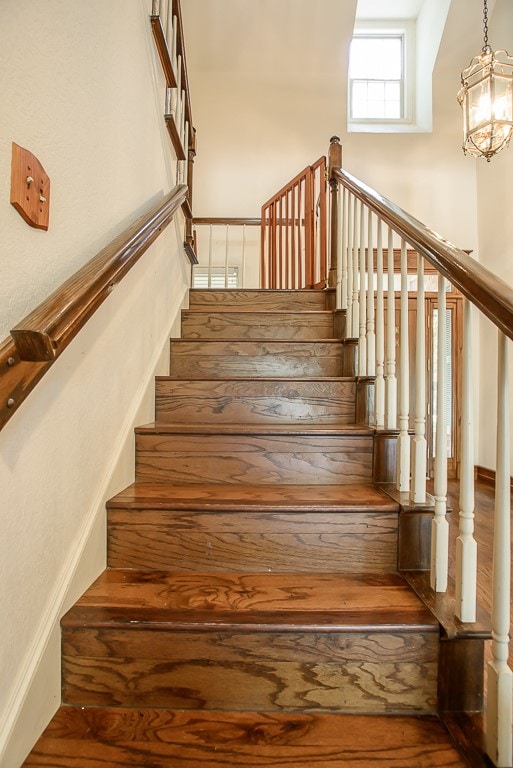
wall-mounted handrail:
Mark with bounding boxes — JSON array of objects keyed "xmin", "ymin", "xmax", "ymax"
[
  {"xmin": 0, "ymin": 184, "xmax": 188, "ymax": 431},
  {"xmin": 332, "ymin": 166, "xmax": 513, "ymax": 343}
]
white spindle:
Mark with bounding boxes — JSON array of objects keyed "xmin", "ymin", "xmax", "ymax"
[
  {"xmin": 180, "ymin": 89, "xmax": 186, "ymax": 144},
  {"xmin": 340, "ymin": 188, "xmax": 348, "ymax": 313},
  {"xmin": 366, "ymin": 210, "xmax": 375, "ymax": 375},
  {"xmin": 152, "ymin": 0, "xmax": 159, "ymax": 16},
  {"xmin": 486, "ymin": 332, "xmax": 513, "ymax": 768},
  {"xmin": 375, "ymin": 218, "xmax": 385, "ymax": 429},
  {"xmin": 182, "ymin": 121, "xmax": 189, "ymax": 184},
  {"xmin": 346, "ymin": 194, "xmax": 354, "ymax": 336},
  {"xmin": 431, "ymin": 275, "xmax": 448, "ymax": 592},
  {"xmin": 336, "ymin": 187, "xmax": 345, "ymax": 310},
  {"xmin": 358, "ymin": 202, "xmax": 367, "ymax": 376},
  {"xmin": 208, "ymin": 224, "xmax": 213, "ymax": 288},
  {"xmin": 224, "ymin": 225, "xmax": 229, "ymax": 288},
  {"xmin": 171, "ymin": 16, "xmax": 178, "ymax": 71},
  {"xmin": 351, "ymin": 199, "xmax": 359, "ymax": 339},
  {"xmin": 164, "ymin": 0, "xmax": 172, "ymax": 45},
  {"xmin": 385, "ymin": 227, "xmax": 397, "ymax": 429},
  {"xmin": 411, "ymin": 254, "xmax": 427, "ymax": 503},
  {"xmin": 240, "ymin": 225, "xmax": 246, "ymax": 288},
  {"xmin": 175, "ymin": 55, "xmax": 182, "ymax": 128},
  {"xmin": 396, "ymin": 239, "xmax": 410, "ymax": 492},
  {"xmin": 455, "ymin": 298, "xmax": 477, "ymax": 622}
]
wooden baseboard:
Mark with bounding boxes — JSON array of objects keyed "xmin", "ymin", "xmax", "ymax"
[{"xmin": 475, "ymin": 465, "xmax": 513, "ymax": 490}]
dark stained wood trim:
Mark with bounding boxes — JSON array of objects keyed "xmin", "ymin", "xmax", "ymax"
[
  {"xmin": 164, "ymin": 114, "xmax": 186, "ymax": 160},
  {"xmin": 181, "ymin": 198, "xmax": 193, "ymax": 221},
  {"xmin": 150, "ymin": 15, "xmax": 177, "ymax": 88},
  {"xmin": 193, "ymin": 217, "xmax": 261, "ymax": 226},
  {"xmin": 334, "ymin": 168, "xmax": 513, "ymax": 342},
  {"xmin": 475, "ymin": 464, "xmax": 513, "ymax": 490},
  {"xmin": 9, "ymin": 185, "xmax": 188, "ymax": 365}
]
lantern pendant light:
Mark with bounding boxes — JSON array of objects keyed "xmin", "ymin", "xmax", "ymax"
[{"xmin": 457, "ymin": 0, "xmax": 513, "ymax": 161}]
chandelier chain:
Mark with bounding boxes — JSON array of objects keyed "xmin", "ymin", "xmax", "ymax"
[{"xmin": 483, "ymin": 0, "xmax": 489, "ymax": 49}]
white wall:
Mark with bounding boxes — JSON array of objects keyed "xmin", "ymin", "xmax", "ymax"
[
  {"xmin": 0, "ymin": 2, "xmax": 189, "ymax": 765},
  {"xmin": 475, "ymin": 0, "xmax": 513, "ymax": 472}
]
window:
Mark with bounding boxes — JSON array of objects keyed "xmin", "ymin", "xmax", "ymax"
[
  {"xmin": 350, "ymin": 34, "xmax": 404, "ymax": 120},
  {"xmin": 348, "ymin": 21, "xmax": 415, "ymax": 131},
  {"xmin": 192, "ymin": 266, "xmax": 239, "ymax": 289}
]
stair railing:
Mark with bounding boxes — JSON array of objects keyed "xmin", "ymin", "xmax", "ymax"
[
  {"xmin": 191, "ymin": 217, "xmax": 262, "ymax": 289},
  {"xmin": 261, "ymin": 157, "xmax": 327, "ymax": 289},
  {"xmin": 328, "ymin": 135, "xmax": 513, "ymax": 768},
  {"xmin": 150, "ymin": 0, "xmax": 196, "ymax": 255}
]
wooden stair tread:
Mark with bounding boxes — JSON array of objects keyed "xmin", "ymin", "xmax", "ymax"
[
  {"xmin": 156, "ymin": 375, "xmax": 357, "ymax": 382},
  {"xmin": 107, "ymin": 482, "xmax": 400, "ymax": 512},
  {"xmin": 135, "ymin": 422, "xmax": 373, "ymax": 436},
  {"xmin": 24, "ymin": 708, "xmax": 469, "ymax": 767},
  {"xmin": 63, "ymin": 571, "xmax": 437, "ymax": 632}
]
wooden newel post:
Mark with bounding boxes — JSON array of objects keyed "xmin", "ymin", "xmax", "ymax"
[{"xmin": 328, "ymin": 136, "xmax": 342, "ymax": 289}]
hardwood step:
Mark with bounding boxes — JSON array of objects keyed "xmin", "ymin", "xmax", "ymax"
[
  {"xmin": 189, "ymin": 288, "xmax": 327, "ymax": 311},
  {"xmin": 169, "ymin": 339, "xmax": 357, "ymax": 378},
  {"xmin": 23, "ymin": 708, "xmax": 469, "ymax": 767},
  {"xmin": 135, "ymin": 423, "xmax": 374, "ymax": 485},
  {"xmin": 107, "ymin": 482, "xmax": 399, "ymax": 572},
  {"xmin": 181, "ymin": 310, "xmax": 337, "ymax": 340},
  {"xmin": 155, "ymin": 377, "xmax": 357, "ymax": 424},
  {"xmin": 61, "ymin": 571, "xmax": 438, "ymax": 713}
]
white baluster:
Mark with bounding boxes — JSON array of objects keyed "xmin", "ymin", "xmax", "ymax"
[
  {"xmin": 241, "ymin": 225, "xmax": 246, "ymax": 288},
  {"xmin": 152, "ymin": 0, "xmax": 159, "ymax": 16},
  {"xmin": 175, "ymin": 55, "xmax": 182, "ymax": 129},
  {"xmin": 486, "ymin": 332, "xmax": 513, "ymax": 768},
  {"xmin": 164, "ymin": 0, "xmax": 172, "ymax": 45},
  {"xmin": 411, "ymin": 254, "xmax": 427, "ymax": 503},
  {"xmin": 366, "ymin": 210, "xmax": 375, "ymax": 376},
  {"xmin": 339, "ymin": 187, "xmax": 348, "ymax": 313},
  {"xmin": 385, "ymin": 227, "xmax": 397, "ymax": 429},
  {"xmin": 375, "ymin": 218, "xmax": 385, "ymax": 429},
  {"xmin": 208, "ymin": 224, "xmax": 213, "ymax": 288},
  {"xmin": 224, "ymin": 224, "xmax": 229, "ymax": 288},
  {"xmin": 346, "ymin": 194, "xmax": 354, "ymax": 336},
  {"xmin": 431, "ymin": 275, "xmax": 448, "ymax": 592},
  {"xmin": 180, "ymin": 89, "xmax": 186, "ymax": 145},
  {"xmin": 396, "ymin": 240, "xmax": 410, "ymax": 493},
  {"xmin": 455, "ymin": 298, "xmax": 477, "ymax": 621},
  {"xmin": 171, "ymin": 16, "xmax": 178, "ymax": 71},
  {"xmin": 358, "ymin": 202, "xmax": 367, "ymax": 376},
  {"xmin": 351, "ymin": 199, "xmax": 359, "ymax": 339}
]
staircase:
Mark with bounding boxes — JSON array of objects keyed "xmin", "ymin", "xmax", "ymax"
[{"xmin": 23, "ymin": 288, "xmax": 470, "ymax": 767}]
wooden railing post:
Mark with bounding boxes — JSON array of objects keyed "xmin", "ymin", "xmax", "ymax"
[{"xmin": 328, "ymin": 136, "xmax": 342, "ymax": 289}]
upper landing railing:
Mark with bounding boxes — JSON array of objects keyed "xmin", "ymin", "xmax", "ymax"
[{"xmin": 324, "ymin": 135, "xmax": 513, "ymax": 768}]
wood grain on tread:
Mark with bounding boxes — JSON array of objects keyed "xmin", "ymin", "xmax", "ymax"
[
  {"xmin": 107, "ymin": 482, "xmax": 400, "ymax": 512},
  {"xmin": 188, "ymin": 288, "xmax": 327, "ymax": 311},
  {"xmin": 107, "ymin": 508, "xmax": 398, "ymax": 572},
  {"xmin": 135, "ymin": 431, "xmax": 373, "ymax": 485},
  {"xmin": 169, "ymin": 340, "xmax": 356, "ymax": 377},
  {"xmin": 155, "ymin": 377, "xmax": 357, "ymax": 424},
  {"xmin": 24, "ymin": 709, "xmax": 469, "ymax": 767},
  {"xmin": 181, "ymin": 311, "xmax": 336, "ymax": 340}
]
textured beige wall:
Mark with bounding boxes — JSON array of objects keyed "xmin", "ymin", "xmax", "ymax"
[{"xmin": 0, "ymin": 2, "xmax": 189, "ymax": 765}]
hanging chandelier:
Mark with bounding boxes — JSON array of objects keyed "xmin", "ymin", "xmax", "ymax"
[{"xmin": 457, "ymin": 0, "xmax": 513, "ymax": 161}]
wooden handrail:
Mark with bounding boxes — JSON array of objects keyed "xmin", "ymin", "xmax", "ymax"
[
  {"xmin": 333, "ymin": 167, "xmax": 513, "ymax": 342},
  {"xmin": 11, "ymin": 185, "xmax": 188, "ymax": 362},
  {"xmin": 0, "ymin": 185, "xmax": 187, "ymax": 431}
]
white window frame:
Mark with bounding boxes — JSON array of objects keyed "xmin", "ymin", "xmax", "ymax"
[{"xmin": 348, "ymin": 20, "xmax": 416, "ymax": 133}]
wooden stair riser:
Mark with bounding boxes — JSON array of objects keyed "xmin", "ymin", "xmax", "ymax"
[
  {"xmin": 169, "ymin": 340, "xmax": 358, "ymax": 378},
  {"xmin": 107, "ymin": 508, "xmax": 399, "ymax": 572},
  {"xmin": 135, "ymin": 433, "xmax": 374, "ymax": 485},
  {"xmin": 181, "ymin": 311, "xmax": 336, "ymax": 340},
  {"xmin": 189, "ymin": 289, "xmax": 328, "ymax": 311},
  {"xmin": 62, "ymin": 628, "xmax": 438, "ymax": 713},
  {"xmin": 155, "ymin": 379, "xmax": 357, "ymax": 424}
]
